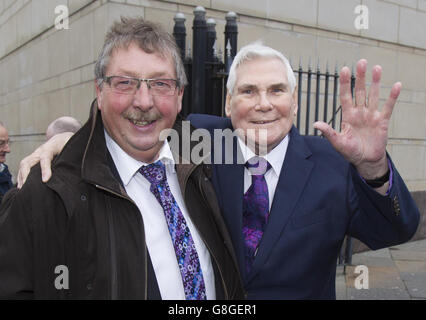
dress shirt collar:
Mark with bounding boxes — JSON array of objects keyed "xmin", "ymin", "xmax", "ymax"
[
  {"xmin": 105, "ymin": 130, "xmax": 175, "ymax": 187},
  {"xmin": 237, "ymin": 133, "xmax": 289, "ymax": 177}
]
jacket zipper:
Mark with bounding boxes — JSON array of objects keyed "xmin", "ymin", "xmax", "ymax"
[
  {"xmin": 196, "ymin": 173, "xmax": 230, "ymax": 299},
  {"xmin": 105, "ymin": 197, "xmax": 118, "ymax": 300},
  {"xmin": 94, "ymin": 184, "xmax": 148, "ymax": 300},
  {"xmin": 200, "ymin": 231, "xmax": 229, "ymax": 299}
]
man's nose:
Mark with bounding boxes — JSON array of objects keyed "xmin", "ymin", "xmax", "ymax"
[
  {"xmin": 4, "ymin": 144, "xmax": 10, "ymax": 153},
  {"xmin": 254, "ymin": 91, "xmax": 273, "ymax": 111},
  {"xmin": 133, "ymin": 81, "xmax": 154, "ymax": 110}
]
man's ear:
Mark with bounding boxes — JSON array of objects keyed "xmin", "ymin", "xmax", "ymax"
[
  {"xmin": 95, "ymin": 80, "xmax": 103, "ymax": 110},
  {"xmin": 225, "ymin": 94, "xmax": 232, "ymax": 118},
  {"xmin": 292, "ymin": 85, "xmax": 298, "ymax": 116},
  {"xmin": 177, "ymin": 87, "xmax": 184, "ymax": 114}
]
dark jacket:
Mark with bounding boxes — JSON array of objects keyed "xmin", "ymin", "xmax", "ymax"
[
  {"xmin": 0, "ymin": 102, "xmax": 244, "ymax": 299},
  {"xmin": 0, "ymin": 164, "xmax": 13, "ymax": 203}
]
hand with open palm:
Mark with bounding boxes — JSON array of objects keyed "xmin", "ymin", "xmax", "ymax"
[{"xmin": 314, "ymin": 59, "xmax": 400, "ymax": 186}]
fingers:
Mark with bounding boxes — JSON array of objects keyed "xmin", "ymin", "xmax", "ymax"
[
  {"xmin": 16, "ymin": 132, "xmax": 72, "ymax": 188},
  {"xmin": 17, "ymin": 153, "xmax": 41, "ymax": 189},
  {"xmin": 367, "ymin": 65, "xmax": 382, "ymax": 111},
  {"xmin": 354, "ymin": 59, "xmax": 367, "ymax": 108},
  {"xmin": 382, "ymin": 81, "xmax": 402, "ymax": 120},
  {"xmin": 313, "ymin": 121, "xmax": 339, "ymax": 145},
  {"xmin": 40, "ymin": 155, "xmax": 53, "ymax": 182},
  {"xmin": 339, "ymin": 66, "xmax": 353, "ymax": 112},
  {"xmin": 17, "ymin": 160, "xmax": 30, "ymax": 189}
]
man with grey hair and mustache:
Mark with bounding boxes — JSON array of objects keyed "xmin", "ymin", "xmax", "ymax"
[{"xmin": 0, "ymin": 17, "xmax": 243, "ymax": 300}]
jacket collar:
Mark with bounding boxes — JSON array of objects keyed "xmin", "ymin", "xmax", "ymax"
[{"xmin": 170, "ymin": 116, "xmax": 211, "ymax": 196}]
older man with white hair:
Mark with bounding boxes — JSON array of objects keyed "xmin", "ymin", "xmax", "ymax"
[{"xmin": 188, "ymin": 42, "xmax": 419, "ymax": 299}]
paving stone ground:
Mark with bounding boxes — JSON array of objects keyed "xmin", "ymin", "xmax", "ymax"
[{"xmin": 336, "ymin": 239, "xmax": 426, "ymax": 300}]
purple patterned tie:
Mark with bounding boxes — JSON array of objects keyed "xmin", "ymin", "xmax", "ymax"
[
  {"xmin": 242, "ymin": 157, "xmax": 271, "ymax": 274},
  {"xmin": 139, "ymin": 161, "xmax": 207, "ymax": 300}
]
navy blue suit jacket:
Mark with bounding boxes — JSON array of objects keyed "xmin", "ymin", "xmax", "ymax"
[
  {"xmin": 187, "ymin": 114, "xmax": 420, "ymax": 299},
  {"xmin": 0, "ymin": 164, "xmax": 13, "ymax": 204}
]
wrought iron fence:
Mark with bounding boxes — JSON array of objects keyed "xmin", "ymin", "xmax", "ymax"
[
  {"xmin": 293, "ymin": 60, "xmax": 356, "ymax": 135},
  {"xmin": 172, "ymin": 7, "xmax": 357, "ymax": 136},
  {"xmin": 173, "ymin": 7, "xmax": 237, "ymax": 118}
]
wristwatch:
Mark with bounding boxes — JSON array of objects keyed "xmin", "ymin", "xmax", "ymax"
[{"xmin": 364, "ymin": 169, "xmax": 390, "ymax": 188}]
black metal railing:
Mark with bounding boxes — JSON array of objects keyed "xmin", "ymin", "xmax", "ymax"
[
  {"xmin": 293, "ymin": 60, "xmax": 356, "ymax": 135},
  {"xmin": 173, "ymin": 7, "xmax": 237, "ymax": 118},
  {"xmin": 172, "ymin": 7, "xmax": 357, "ymax": 136}
]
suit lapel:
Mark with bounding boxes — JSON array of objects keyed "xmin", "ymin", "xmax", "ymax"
[
  {"xmin": 247, "ymin": 127, "xmax": 313, "ymax": 283},
  {"xmin": 214, "ymin": 162, "xmax": 245, "ymax": 272},
  {"xmin": 212, "ymin": 133, "xmax": 247, "ymax": 276}
]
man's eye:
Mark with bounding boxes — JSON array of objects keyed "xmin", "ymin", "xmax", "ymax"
[
  {"xmin": 153, "ymin": 81, "xmax": 171, "ymax": 88},
  {"xmin": 112, "ymin": 79, "xmax": 132, "ymax": 87},
  {"xmin": 242, "ymin": 89, "xmax": 253, "ymax": 94}
]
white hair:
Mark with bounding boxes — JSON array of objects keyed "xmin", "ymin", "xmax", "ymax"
[{"xmin": 226, "ymin": 42, "xmax": 296, "ymax": 95}]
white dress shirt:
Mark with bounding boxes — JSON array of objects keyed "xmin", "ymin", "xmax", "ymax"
[
  {"xmin": 105, "ymin": 131, "xmax": 215, "ymax": 300},
  {"xmin": 237, "ymin": 135, "xmax": 290, "ymax": 210}
]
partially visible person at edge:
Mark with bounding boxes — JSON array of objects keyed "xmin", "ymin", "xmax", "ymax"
[
  {"xmin": 15, "ymin": 44, "xmax": 420, "ymax": 299},
  {"xmin": 0, "ymin": 122, "xmax": 12, "ymax": 203},
  {"xmin": 0, "ymin": 17, "xmax": 243, "ymax": 300}
]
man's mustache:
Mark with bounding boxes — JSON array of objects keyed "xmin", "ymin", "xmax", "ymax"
[{"xmin": 122, "ymin": 109, "xmax": 161, "ymax": 122}]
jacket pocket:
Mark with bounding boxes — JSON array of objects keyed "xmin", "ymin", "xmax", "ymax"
[{"xmin": 291, "ymin": 208, "xmax": 332, "ymax": 229}]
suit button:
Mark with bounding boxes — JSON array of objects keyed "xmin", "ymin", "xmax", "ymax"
[
  {"xmin": 81, "ymin": 194, "xmax": 87, "ymax": 201},
  {"xmin": 203, "ymin": 165, "xmax": 212, "ymax": 179},
  {"xmin": 393, "ymin": 196, "xmax": 400, "ymax": 215}
]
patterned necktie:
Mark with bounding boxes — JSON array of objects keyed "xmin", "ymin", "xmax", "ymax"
[
  {"xmin": 139, "ymin": 161, "xmax": 207, "ymax": 300},
  {"xmin": 242, "ymin": 157, "xmax": 271, "ymax": 274}
]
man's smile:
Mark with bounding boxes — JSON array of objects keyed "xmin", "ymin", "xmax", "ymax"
[{"xmin": 250, "ymin": 119, "xmax": 277, "ymax": 125}]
